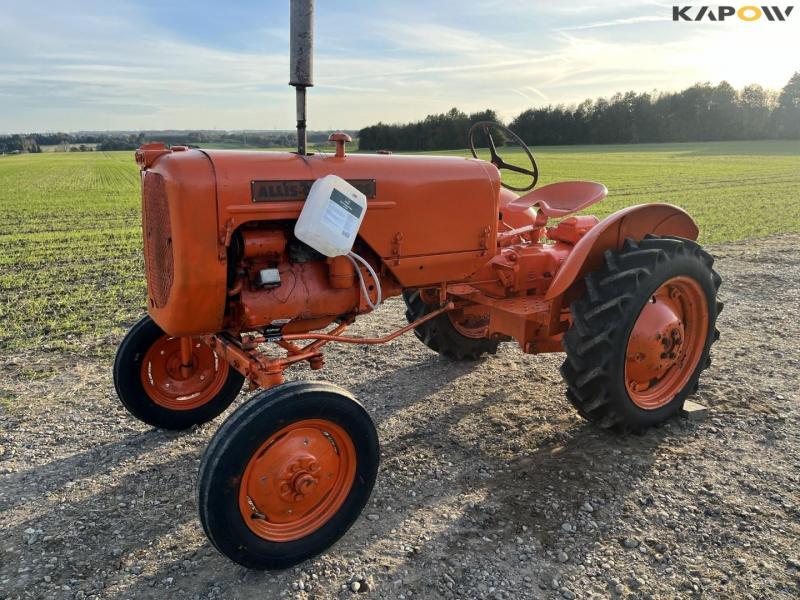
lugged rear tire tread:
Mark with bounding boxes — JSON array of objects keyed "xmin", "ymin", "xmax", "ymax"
[
  {"xmin": 403, "ymin": 290, "xmax": 499, "ymax": 360},
  {"xmin": 560, "ymin": 235, "xmax": 721, "ymax": 433}
]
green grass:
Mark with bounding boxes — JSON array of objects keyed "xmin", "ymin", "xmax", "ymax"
[
  {"xmin": 437, "ymin": 140, "xmax": 800, "ymax": 243},
  {"xmin": 1, "ymin": 140, "xmax": 798, "ymax": 352},
  {"xmin": 0, "ymin": 151, "xmax": 143, "ymax": 352}
]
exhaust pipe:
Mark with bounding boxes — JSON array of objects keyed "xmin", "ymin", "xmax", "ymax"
[{"xmin": 290, "ymin": 0, "xmax": 314, "ymax": 155}]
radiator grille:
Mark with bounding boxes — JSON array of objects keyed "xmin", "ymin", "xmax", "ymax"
[{"xmin": 142, "ymin": 172, "xmax": 174, "ymax": 308}]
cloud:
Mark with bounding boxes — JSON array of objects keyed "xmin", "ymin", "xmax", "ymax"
[
  {"xmin": 560, "ymin": 15, "xmax": 668, "ymax": 31},
  {"xmin": 523, "ymin": 86, "xmax": 550, "ymax": 102},
  {"xmin": 0, "ymin": 0, "xmax": 797, "ymax": 133}
]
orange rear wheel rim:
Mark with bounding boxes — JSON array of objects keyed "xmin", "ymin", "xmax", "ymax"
[
  {"xmin": 238, "ymin": 419, "xmax": 356, "ymax": 542},
  {"xmin": 140, "ymin": 335, "xmax": 229, "ymax": 410},
  {"xmin": 448, "ymin": 306, "xmax": 490, "ymax": 339},
  {"xmin": 625, "ymin": 276, "xmax": 708, "ymax": 410}
]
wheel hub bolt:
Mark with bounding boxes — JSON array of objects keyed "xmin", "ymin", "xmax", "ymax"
[
  {"xmin": 280, "ymin": 457, "xmax": 321, "ymax": 502},
  {"xmin": 293, "ymin": 473, "xmax": 317, "ymax": 494}
]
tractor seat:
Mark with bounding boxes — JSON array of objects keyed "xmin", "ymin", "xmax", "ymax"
[{"xmin": 505, "ymin": 181, "xmax": 608, "ymax": 217}]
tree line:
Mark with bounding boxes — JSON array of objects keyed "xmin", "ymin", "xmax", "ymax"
[
  {"xmin": 357, "ymin": 72, "xmax": 800, "ymax": 151},
  {"xmin": 0, "ymin": 130, "xmax": 358, "ymax": 154}
]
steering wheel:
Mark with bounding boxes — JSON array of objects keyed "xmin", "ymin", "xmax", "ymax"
[{"xmin": 468, "ymin": 121, "xmax": 539, "ymax": 192}]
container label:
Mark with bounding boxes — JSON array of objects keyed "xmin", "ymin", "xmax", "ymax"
[
  {"xmin": 323, "ymin": 188, "xmax": 362, "ymax": 238},
  {"xmin": 330, "ymin": 188, "xmax": 363, "ymax": 218}
]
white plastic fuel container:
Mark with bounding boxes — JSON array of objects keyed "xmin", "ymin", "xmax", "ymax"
[{"xmin": 294, "ymin": 174, "xmax": 368, "ymax": 257}]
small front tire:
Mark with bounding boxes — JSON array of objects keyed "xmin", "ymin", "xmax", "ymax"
[
  {"xmin": 113, "ymin": 315, "xmax": 244, "ymax": 430},
  {"xmin": 197, "ymin": 381, "xmax": 379, "ymax": 570}
]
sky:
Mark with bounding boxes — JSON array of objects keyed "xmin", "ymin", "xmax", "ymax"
[{"xmin": 1, "ymin": 0, "xmax": 798, "ymax": 133}]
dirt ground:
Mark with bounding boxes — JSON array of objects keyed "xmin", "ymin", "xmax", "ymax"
[{"xmin": 1, "ymin": 235, "xmax": 798, "ymax": 600}]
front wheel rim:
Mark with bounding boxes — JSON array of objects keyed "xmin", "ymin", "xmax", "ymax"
[
  {"xmin": 624, "ymin": 276, "xmax": 709, "ymax": 410},
  {"xmin": 238, "ymin": 419, "xmax": 356, "ymax": 542},
  {"xmin": 140, "ymin": 335, "xmax": 229, "ymax": 410}
]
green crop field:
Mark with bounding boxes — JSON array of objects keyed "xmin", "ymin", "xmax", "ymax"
[{"xmin": 1, "ymin": 140, "xmax": 798, "ymax": 353}]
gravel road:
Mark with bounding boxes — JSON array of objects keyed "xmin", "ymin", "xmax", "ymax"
[{"xmin": 1, "ymin": 234, "xmax": 798, "ymax": 600}]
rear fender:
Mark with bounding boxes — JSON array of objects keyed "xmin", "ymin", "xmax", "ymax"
[{"xmin": 544, "ymin": 203, "xmax": 699, "ymax": 301}]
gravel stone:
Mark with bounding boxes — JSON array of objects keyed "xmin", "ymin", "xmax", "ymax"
[{"xmin": 0, "ymin": 235, "xmax": 798, "ymax": 599}]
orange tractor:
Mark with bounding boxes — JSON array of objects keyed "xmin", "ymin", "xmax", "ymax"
[{"xmin": 114, "ymin": 0, "xmax": 721, "ymax": 569}]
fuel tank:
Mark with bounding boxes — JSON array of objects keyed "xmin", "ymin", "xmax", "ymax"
[{"xmin": 137, "ymin": 145, "xmax": 501, "ymax": 336}]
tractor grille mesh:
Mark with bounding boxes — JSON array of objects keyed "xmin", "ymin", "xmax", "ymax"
[{"xmin": 142, "ymin": 172, "xmax": 173, "ymax": 308}]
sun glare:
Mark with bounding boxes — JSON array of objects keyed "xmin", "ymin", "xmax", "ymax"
[{"xmin": 691, "ymin": 22, "xmax": 800, "ymax": 89}]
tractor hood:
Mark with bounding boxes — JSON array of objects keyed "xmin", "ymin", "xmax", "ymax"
[
  {"xmin": 200, "ymin": 149, "xmax": 501, "ymax": 262},
  {"xmin": 137, "ymin": 146, "xmax": 504, "ymax": 335}
]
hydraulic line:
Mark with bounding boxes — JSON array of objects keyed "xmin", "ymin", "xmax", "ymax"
[{"xmin": 346, "ymin": 251, "xmax": 382, "ymax": 310}]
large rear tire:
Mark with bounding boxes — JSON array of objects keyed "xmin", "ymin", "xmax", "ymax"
[
  {"xmin": 561, "ymin": 235, "xmax": 722, "ymax": 432},
  {"xmin": 197, "ymin": 381, "xmax": 379, "ymax": 570},
  {"xmin": 403, "ymin": 290, "xmax": 499, "ymax": 360},
  {"xmin": 113, "ymin": 315, "xmax": 244, "ymax": 430}
]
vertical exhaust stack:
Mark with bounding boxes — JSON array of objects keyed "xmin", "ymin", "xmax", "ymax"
[{"xmin": 290, "ymin": 0, "xmax": 314, "ymax": 155}]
